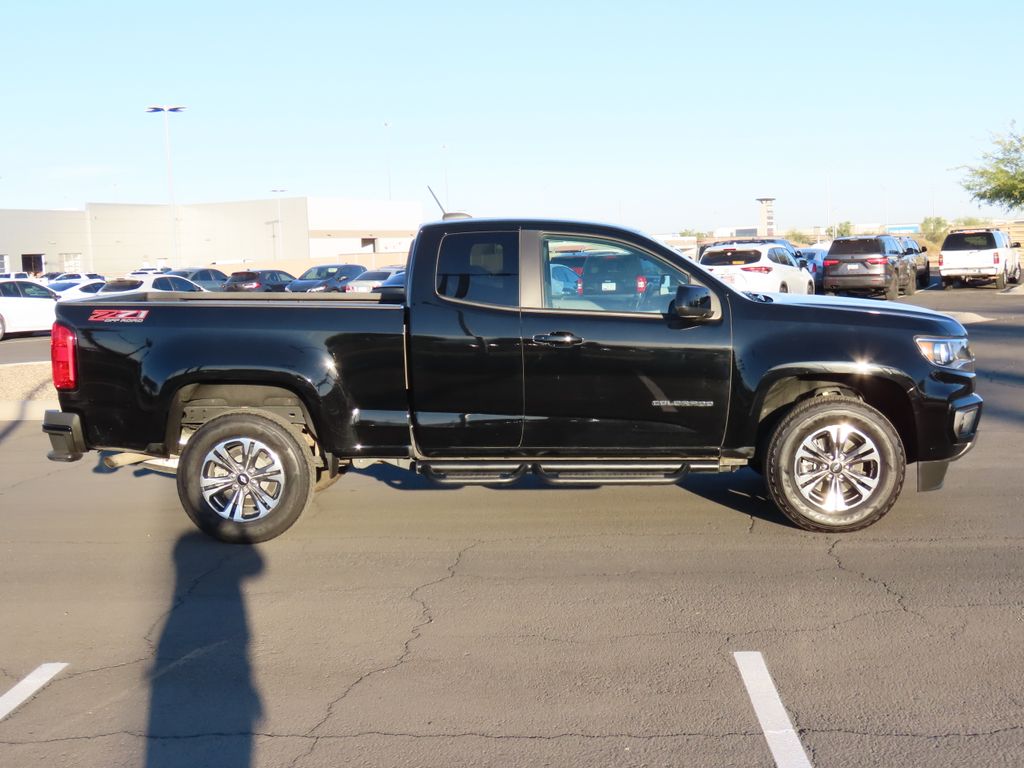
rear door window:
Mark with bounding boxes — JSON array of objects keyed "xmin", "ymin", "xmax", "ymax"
[{"xmin": 436, "ymin": 232, "xmax": 520, "ymax": 307}]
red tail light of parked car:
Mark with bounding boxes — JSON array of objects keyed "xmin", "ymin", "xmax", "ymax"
[{"xmin": 741, "ymin": 265, "xmax": 773, "ymax": 274}]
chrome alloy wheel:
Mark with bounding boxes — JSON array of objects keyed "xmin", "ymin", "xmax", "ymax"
[
  {"xmin": 792, "ymin": 423, "xmax": 882, "ymax": 522},
  {"xmin": 200, "ymin": 437, "xmax": 286, "ymax": 522}
]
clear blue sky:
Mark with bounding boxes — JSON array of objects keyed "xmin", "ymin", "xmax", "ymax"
[{"xmin": 2, "ymin": 0, "xmax": 1021, "ymax": 233}]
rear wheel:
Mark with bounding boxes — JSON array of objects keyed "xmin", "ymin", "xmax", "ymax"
[
  {"xmin": 765, "ymin": 396, "xmax": 905, "ymax": 532},
  {"xmin": 779, "ymin": 283, "xmax": 789, "ymax": 293},
  {"xmin": 885, "ymin": 276, "xmax": 899, "ymax": 301},
  {"xmin": 1010, "ymin": 262, "xmax": 1022, "ymax": 284},
  {"xmin": 904, "ymin": 269, "xmax": 916, "ymax": 295},
  {"xmin": 0, "ymin": 315, "xmax": 5, "ymax": 342},
  {"xmin": 806, "ymin": 282, "xmax": 815, "ymax": 295},
  {"xmin": 177, "ymin": 411, "xmax": 315, "ymax": 543},
  {"xmin": 918, "ymin": 263, "xmax": 930, "ymax": 288},
  {"xmin": 996, "ymin": 269, "xmax": 1007, "ymax": 290}
]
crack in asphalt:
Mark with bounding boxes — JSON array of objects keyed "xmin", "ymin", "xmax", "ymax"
[
  {"xmin": 827, "ymin": 540, "xmax": 926, "ymax": 622},
  {"xmin": 286, "ymin": 540, "xmax": 483, "ymax": 768}
]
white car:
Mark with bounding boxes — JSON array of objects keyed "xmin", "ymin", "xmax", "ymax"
[
  {"xmin": 99, "ymin": 274, "xmax": 206, "ymax": 296},
  {"xmin": 939, "ymin": 228, "xmax": 1022, "ymax": 289},
  {"xmin": 699, "ymin": 243, "xmax": 815, "ymax": 294},
  {"xmin": 52, "ymin": 279, "xmax": 106, "ymax": 302},
  {"xmin": 0, "ymin": 271, "xmax": 32, "ymax": 280},
  {"xmin": 0, "ymin": 279, "xmax": 59, "ymax": 341},
  {"xmin": 343, "ymin": 267, "xmax": 406, "ymax": 293}
]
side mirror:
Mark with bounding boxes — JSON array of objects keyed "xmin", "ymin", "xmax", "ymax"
[
  {"xmin": 921, "ymin": 245, "xmax": 928, "ymax": 252},
  {"xmin": 1012, "ymin": 242, "xmax": 1021, "ymax": 248},
  {"xmin": 673, "ymin": 285, "xmax": 714, "ymax": 319},
  {"xmin": 794, "ymin": 249, "xmax": 803, "ymax": 258},
  {"xmin": 798, "ymin": 258, "xmax": 808, "ymax": 269}
]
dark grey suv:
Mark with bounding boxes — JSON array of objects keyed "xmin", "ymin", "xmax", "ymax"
[{"xmin": 823, "ymin": 235, "xmax": 916, "ymax": 300}]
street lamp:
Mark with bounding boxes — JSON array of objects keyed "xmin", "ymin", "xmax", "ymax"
[{"xmin": 146, "ymin": 105, "xmax": 185, "ymax": 265}]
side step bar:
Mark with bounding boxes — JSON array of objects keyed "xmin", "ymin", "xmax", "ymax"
[{"xmin": 419, "ymin": 460, "xmax": 724, "ymax": 486}]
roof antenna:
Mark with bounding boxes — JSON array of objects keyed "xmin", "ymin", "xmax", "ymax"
[{"xmin": 428, "ymin": 185, "xmax": 471, "ymax": 220}]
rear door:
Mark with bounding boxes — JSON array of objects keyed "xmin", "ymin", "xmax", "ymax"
[
  {"xmin": 519, "ymin": 230, "xmax": 732, "ymax": 453},
  {"xmin": 407, "ymin": 229, "xmax": 524, "ymax": 456}
]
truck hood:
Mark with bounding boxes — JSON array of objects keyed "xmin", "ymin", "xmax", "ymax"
[{"xmin": 740, "ymin": 290, "xmax": 966, "ymax": 333}]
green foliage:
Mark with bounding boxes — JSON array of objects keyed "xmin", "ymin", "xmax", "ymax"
[
  {"xmin": 783, "ymin": 229, "xmax": 808, "ymax": 245},
  {"xmin": 952, "ymin": 216, "xmax": 989, "ymax": 228},
  {"xmin": 678, "ymin": 228, "xmax": 708, "ymax": 238},
  {"xmin": 960, "ymin": 127, "xmax": 1024, "ymax": 211},
  {"xmin": 835, "ymin": 221, "xmax": 854, "ymax": 237},
  {"xmin": 920, "ymin": 216, "xmax": 949, "ymax": 243}
]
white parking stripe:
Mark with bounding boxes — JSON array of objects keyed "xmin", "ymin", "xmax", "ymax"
[
  {"xmin": 734, "ymin": 652, "xmax": 813, "ymax": 768},
  {"xmin": 0, "ymin": 663, "xmax": 68, "ymax": 721}
]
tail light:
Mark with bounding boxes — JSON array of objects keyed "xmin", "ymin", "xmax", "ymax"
[
  {"xmin": 51, "ymin": 322, "xmax": 77, "ymax": 391},
  {"xmin": 938, "ymin": 254, "xmax": 944, "ymax": 266},
  {"xmin": 635, "ymin": 275, "xmax": 648, "ymax": 293},
  {"xmin": 741, "ymin": 266, "xmax": 773, "ymax": 274},
  {"xmin": 576, "ymin": 278, "xmax": 583, "ymax": 296},
  {"xmin": 866, "ymin": 257, "xmax": 888, "ymax": 265},
  {"xmin": 993, "ymin": 251, "xmax": 1000, "ymax": 264},
  {"xmin": 243, "ymin": 281, "xmax": 261, "ymax": 289},
  {"xmin": 823, "ymin": 259, "xmax": 839, "ymax": 267}
]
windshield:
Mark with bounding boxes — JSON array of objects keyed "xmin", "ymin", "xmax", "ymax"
[
  {"xmin": 100, "ymin": 280, "xmax": 143, "ymax": 292},
  {"xmin": 942, "ymin": 232, "xmax": 996, "ymax": 250},
  {"xmin": 227, "ymin": 272, "xmax": 258, "ymax": 282},
  {"xmin": 828, "ymin": 239, "xmax": 882, "ymax": 256},
  {"xmin": 700, "ymin": 250, "xmax": 761, "ymax": 266},
  {"xmin": 48, "ymin": 281, "xmax": 80, "ymax": 291}
]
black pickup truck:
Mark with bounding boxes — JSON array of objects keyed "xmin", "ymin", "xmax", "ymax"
[{"xmin": 43, "ymin": 218, "xmax": 982, "ymax": 542}]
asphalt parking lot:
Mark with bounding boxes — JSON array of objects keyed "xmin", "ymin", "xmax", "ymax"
[{"xmin": 0, "ymin": 283, "xmax": 1021, "ymax": 767}]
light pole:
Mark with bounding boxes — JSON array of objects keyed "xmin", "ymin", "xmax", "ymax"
[
  {"xmin": 270, "ymin": 189, "xmax": 287, "ymax": 260},
  {"xmin": 146, "ymin": 106, "xmax": 185, "ymax": 265}
]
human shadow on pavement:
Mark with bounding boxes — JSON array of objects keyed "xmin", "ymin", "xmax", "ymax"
[{"xmin": 146, "ymin": 532, "xmax": 264, "ymax": 768}]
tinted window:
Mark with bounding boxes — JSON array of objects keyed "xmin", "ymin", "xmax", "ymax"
[
  {"xmin": 228, "ymin": 272, "xmax": 258, "ymax": 282},
  {"xmin": 942, "ymin": 232, "xmax": 997, "ymax": 250},
  {"xmin": 701, "ymin": 249, "xmax": 761, "ymax": 266},
  {"xmin": 101, "ymin": 280, "xmax": 144, "ymax": 293},
  {"xmin": 81, "ymin": 282, "xmax": 104, "ymax": 294},
  {"xmin": 436, "ymin": 232, "xmax": 519, "ymax": 307},
  {"xmin": 153, "ymin": 277, "xmax": 173, "ymax": 291},
  {"xmin": 21, "ymin": 283, "xmax": 55, "ymax": 299},
  {"xmin": 0, "ymin": 282, "xmax": 19, "ymax": 298},
  {"xmin": 828, "ymin": 239, "xmax": 883, "ymax": 256}
]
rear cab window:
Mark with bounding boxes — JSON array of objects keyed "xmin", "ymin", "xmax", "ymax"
[
  {"xmin": 436, "ymin": 232, "xmax": 520, "ymax": 307},
  {"xmin": 942, "ymin": 232, "xmax": 997, "ymax": 250}
]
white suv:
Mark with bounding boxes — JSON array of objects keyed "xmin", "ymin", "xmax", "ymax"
[
  {"xmin": 939, "ymin": 228, "xmax": 1021, "ymax": 290},
  {"xmin": 699, "ymin": 243, "xmax": 815, "ymax": 294}
]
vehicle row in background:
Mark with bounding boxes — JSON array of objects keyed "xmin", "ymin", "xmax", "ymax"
[{"xmin": 938, "ymin": 228, "xmax": 1021, "ymax": 289}]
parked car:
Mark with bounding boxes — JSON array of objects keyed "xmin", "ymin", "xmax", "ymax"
[
  {"xmin": 39, "ymin": 272, "xmax": 65, "ymax": 284},
  {"xmin": 822, "ymin": 235, "xmax": 915, "ymax": 300},
  {"xmin": 938, "ymin": 228, "xmax": 1022, "ymax": 290},
  {"xmin": 166, "ymin": 268, "xmax": 230, "ymax": 291},
  {"xmin": 699, "ymin": 244, "xmax": 815, "ymax": 294},
  {"xmin": 0, "ymin": 271, "xmax": 31, "ymax": 280},
  {"xmin": 222, "ymin": 270, "xmax": 296, "ymax": 292},
  {"xmin": 0, "ymin": 279, "xmax": 58, "ymax": 341},
  {"xmin": 549, "ymin": 263, "xmax": 581, "ymax": 296},
  {"xmin": 48, "ymin": 279, "xmax": 106, "ymax": 301},
  {"xmin": 54, "ymin": 272, "xmax": 105, "ymax": 284},
  {"xmin": 287, "ymin": 264, "xmax": 367, "ymax": 293},
  {"xmin": 798, "ymin": 247, "xmax": 828, "ymax": 292},
  {"xmin": 898, "ymin": 237, "xmax": 931, "ymax": 289},
  {"xmin": 98, "ymin": 274, "xmax": 206, "ymax": 295},
  {"xmin": 126, "ymin": 267, "xmax": 172, "ymax": 277},
  {"xmin": 343, "ymin": 267, "xmax": 405, "ymax": 293}
]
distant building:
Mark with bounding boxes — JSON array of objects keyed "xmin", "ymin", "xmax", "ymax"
[
  {"xmin": 0, "ymin": 196, "xmax": 422, "ymax": 277},
  {"xmin": 756, "ymin": 197, "xmax": 776, "ymax": 236}
]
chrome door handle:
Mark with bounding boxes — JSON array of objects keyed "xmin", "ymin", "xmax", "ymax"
[{"xmin": 532, "ymin": 331, "xmax": 584, "ymax": 346}]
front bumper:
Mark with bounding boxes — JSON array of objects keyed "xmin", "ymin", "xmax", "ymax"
[
  {"xmin": 42, "ymin": 410, "xmax": 86, "ymax": 462},
  {"xmin": 916, "ymin": 394, "xmax": 982, "ymax": 491}
]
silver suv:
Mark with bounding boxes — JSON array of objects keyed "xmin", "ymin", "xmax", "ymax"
[{"xmin": 823, "ymin": 235, "xmax": 916, "ymax": 300}]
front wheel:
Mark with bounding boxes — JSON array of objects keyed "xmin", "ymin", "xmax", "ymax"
[
  {"xmin": 177, "ymin": 411, "xmax": 315, "ymax": 543},
  {"xmin": 765, "ymin": 396, "xmax": 905, "ymax": 532}
]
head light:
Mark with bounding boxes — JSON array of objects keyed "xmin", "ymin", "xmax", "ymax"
[{"xmin": 915, "ymin": 336, "xmax": 973, "ymax": 369}]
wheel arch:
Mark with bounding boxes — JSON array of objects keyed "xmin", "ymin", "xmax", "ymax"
[{"xmin": 751, "ymin": 365, "xmax": 919, "ymax": 465}]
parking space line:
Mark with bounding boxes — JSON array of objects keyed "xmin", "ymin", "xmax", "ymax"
[
  {"xmin": 734, "ymin": 652, "xmax": 813, "ymax": 768},
  {"xmin": 0, "ymin": 663, "xmax": 68, "ymax": 721}
]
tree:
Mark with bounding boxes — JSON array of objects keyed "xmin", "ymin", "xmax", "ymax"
[
  {"xmin": 921, "ymin": 216, "xmax": 949, "ymax": 244},
  {"xmin": 783, "ymin": 229, "xmax": 808, "ymax": 245},
  {"xmin": 678, "ymin": 228, "xmax": 708, "ymax": 238},
  {"xmin": 835, "ymin": 221, "xmax": 854, "ymax": 237},
  {"xmin": 960, "ymin": 126, "xmax": 1024, "ymax": 211}
]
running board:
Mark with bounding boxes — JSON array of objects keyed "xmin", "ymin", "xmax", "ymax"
[{"xmin": 418, "ymin": 460, "xmax": 722, "ymax": 486}]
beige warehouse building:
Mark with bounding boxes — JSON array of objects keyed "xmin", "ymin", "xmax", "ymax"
[{"xmin": 0, "ymin": 196, "xmax": 422, "ymax": 278}]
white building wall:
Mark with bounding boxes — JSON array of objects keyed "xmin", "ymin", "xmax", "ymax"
[{"xmin": 0, "ymin": 209, "xmax": 89, "ymax": 274}]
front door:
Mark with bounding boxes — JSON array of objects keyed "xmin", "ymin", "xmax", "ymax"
[{"xmin": 520, "ymin": 232, "xmax": 732, "ymax": 454}]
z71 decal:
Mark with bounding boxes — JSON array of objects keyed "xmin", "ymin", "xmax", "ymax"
[{"xmin": 88, "ymin": 309, "xmax": 151, "ymax": 323}]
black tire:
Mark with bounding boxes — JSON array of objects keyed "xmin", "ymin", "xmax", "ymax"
[
  {"xmin": 779, "ymin": 283, "xmax": 789, "ymax": 293},
  {"xmin": 177, "ymin": 411, "xmax": 315, "ymax": 543},
  {"xmin": 885, "ymin": 276, "xmax": 899, "ymax": 301},
  {"xmin": 1010, "ymin": 262, "xmax": 1022, "ymax": 285},
  {"xmin": 904, "ymin": 269, "xmax": 916, "ymax": 296},
  {"xmin": 995, "ymin": 269, "xmax": 1006, "ymax": 290},
  {"xmin": 918, "ymin": 263, "xmax": 930, "ymax": 289},
  {"xmin": 0, "ymin": 315, "xmax": 5, "ymax": 342},
  {"xmin": 765, "ymin": 395, "xmax": 905, "ymax": 532},
  {"xmin": 942, "ymin": 278, "xmax": 954, "ymax": 290},
  {"xmin": 806, "ymin": 282, "xmax": 815, "ymax": 295}
]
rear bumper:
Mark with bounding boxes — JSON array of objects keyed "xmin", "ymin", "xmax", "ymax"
[
  {"xmin": 824, "ymin": 273, "xmax": 889, "ymax": 291},
  {"xmin": 42, "ymin": 410, "xmax": 86, "ymax": 462},
  {"xmin": 939, "ymin": 266, "xmax": 999, "ymax": 278}
]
